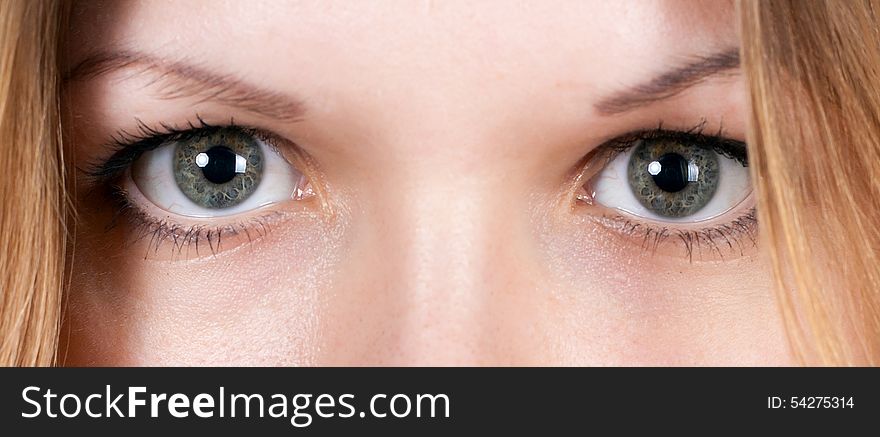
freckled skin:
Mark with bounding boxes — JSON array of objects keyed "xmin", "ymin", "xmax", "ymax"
[{"xmin": 60, "ymin": 0, "xmax": 794, "ymax": 366}]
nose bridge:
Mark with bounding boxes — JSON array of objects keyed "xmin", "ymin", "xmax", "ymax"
[
  {"xmin": 359, "ymin": 142, "xmax": 522, "ymax": 364},
  {"xmin": 402, "ymin": 174, "xmax": 490, "ymax": 297}
]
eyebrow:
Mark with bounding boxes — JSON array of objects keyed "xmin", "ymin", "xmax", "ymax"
[
  {"xmin": 594, "ymin": 48, "xmax": 740, "ymax": 116},
  {"xmin": 63, "ymin": 50, "xmax": 306, "ymax": 122}
]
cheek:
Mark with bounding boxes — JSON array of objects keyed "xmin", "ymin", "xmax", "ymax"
[
  {"xmin": 62, "ymin": 215, "xmax": 343, "ymax": 366},
  {"xmin": 535, "ymin": 218, "xmax": 794, "ymax": 365}
]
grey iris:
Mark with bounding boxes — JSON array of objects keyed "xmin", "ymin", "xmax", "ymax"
[
  {"xmin": 627, "ymin": 139, "xmax": 719, "ymax": 218},
  {"xmin": 173, "ymin": 129, "xmax": 264, "ymax": 209}
]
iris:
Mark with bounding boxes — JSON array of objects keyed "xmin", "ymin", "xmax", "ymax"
[
  {"xmin": 627, "ymin": 139, "xmax": 719, "ymax": 218},
  {"xmin": 173, "ymin": 129, "xmax": 264, "ymax": 209}
]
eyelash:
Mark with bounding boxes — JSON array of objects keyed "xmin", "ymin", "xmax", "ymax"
[
  {"xmin": 600, "ymin": 120, "xmax": 748, "ymax": 165},
  {"xmin": 86, "ymin": 119, "xmax": 755, "ymax": 260},
  {"xmin": 104, "ymin": 188, "xmax": 285, "ymax": 258},
  {"xmin": 598, "ymin": 210, "xmax": 758, "ymax": 261},
  {"xmin": 87, "ymin": 116, "xmax": 280, "ymax": 184},
  {"xmin": 85, "ymin": 117, "xmax": 292, "ymax": 258},
  {"xmin": 582, "ymin": 121, "xmax": 757, "ymax": 261}
]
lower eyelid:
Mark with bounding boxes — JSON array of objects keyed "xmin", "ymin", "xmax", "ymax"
[
  {"xmin": 621, "ymin": 189, "xmax": 754, "ymax": 226},
  {"xmin": 573, "ymin": 198, "xmax": 759, "ymax": 261},
  {"xmin": 104, "ymin": 172, "xmax": 320, "ymax": 260}
]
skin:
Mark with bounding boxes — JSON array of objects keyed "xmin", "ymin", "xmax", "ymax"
[{"xmin": 60, "ymin": 0, "xmax": 793, "ymax": 365}]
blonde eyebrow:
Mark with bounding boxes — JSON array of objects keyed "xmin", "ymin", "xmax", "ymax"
[
  {"xmin": 64, "ymin": 50, "xmax": 306, "ymax": 122},
  {"xmin": 594, "ymin": 48, "xmax": 740, "ymax": 116}
]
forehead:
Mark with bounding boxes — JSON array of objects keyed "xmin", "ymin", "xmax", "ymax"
[{"xmin": 68, "ymin": 0, "xmax": 737, "ymax": 90}]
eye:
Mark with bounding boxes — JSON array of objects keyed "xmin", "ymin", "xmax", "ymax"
[
  {"xmin": 130, "ymin": 127, "xmax": 312, "ymax": 218},
  {"xmin": 586, "ymin": 132, "xmax": 750, "ymax": 223}
]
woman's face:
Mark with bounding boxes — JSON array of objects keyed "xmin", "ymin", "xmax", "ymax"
[{"xmin": 62, "ymin": 0, "xmax": 792, "ymax": 365}]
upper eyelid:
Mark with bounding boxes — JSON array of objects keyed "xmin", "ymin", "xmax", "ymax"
[
  {"xmin": 84, "ymin": 118, "xmax": 279, "ymax": 186},
  {"xmin": 84, "ymin": 118, "xmax": 212, "ymax": 183},
  {"xmin": 89, "ymin": 117, "xmax": 747, "ymax": 191},
  {"xmin": 599, "ymin": 125, "xmax": 748, "ymax": 162},
  {"xmin": 573, "ymin": 125, "xmax": 749, "ymax": 201}
]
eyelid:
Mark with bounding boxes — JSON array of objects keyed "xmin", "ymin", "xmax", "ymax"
[
  {"xmin": 600, "ymin": 126, "xmax": 748, "ymax": 165},
  {"xmin": 83, "ymin": 117, "xmax": 330, "ymax": 213},
  {"xmin": 570, "ymin": 124, "xmax": 748, "ymax": 198},
  {"xmin": 86, "ymin": 117, "xmax": 271, "ymax": 183},
  {"xmin": 568, "ymin": 123, "xmax": 756, "ymax": 260},
  {"xmin": 85, "ymin": 117, "xmax": 331, "ymax": 259},
  {"xmin": 589, "ymin": 207, "xmax": 759, "ymax": 261},
  {"xmin": 83, "ymin": 114, "xmax": 333, "ymax": 211}
]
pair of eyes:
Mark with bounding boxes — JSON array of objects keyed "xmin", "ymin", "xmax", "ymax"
[{"xmin": 124, "ymin": 125, "xmax": 750, "ymax": 226}]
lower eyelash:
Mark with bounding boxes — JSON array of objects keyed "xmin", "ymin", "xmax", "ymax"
[
  {"xmin": 104, "ymin": 185, "xmax": 280, "ymax": 259},
  {"xmin": 595, "ymin": 208, "xmax": 758, "ymax": 262}
]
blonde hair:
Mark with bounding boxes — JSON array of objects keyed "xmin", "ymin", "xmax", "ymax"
[
  {"xmin": 742, "ymin": 0, "xmax": 880, "ymax": 365},
  {"xmin": 0, "ymin": 0, "xmax": 66, "ymax": 366},
  {"xmin": 0, "ymin": 0, "xmax": 878, "ymax": 365}
]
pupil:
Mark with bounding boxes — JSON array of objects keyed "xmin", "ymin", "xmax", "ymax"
[
  {"xmin": 198, "ymin": 145, "xmax": 240, "ymax": 184},
  {"xmin": 649, "ymin": 153, "xmax": 690, "ymax": 192}
]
